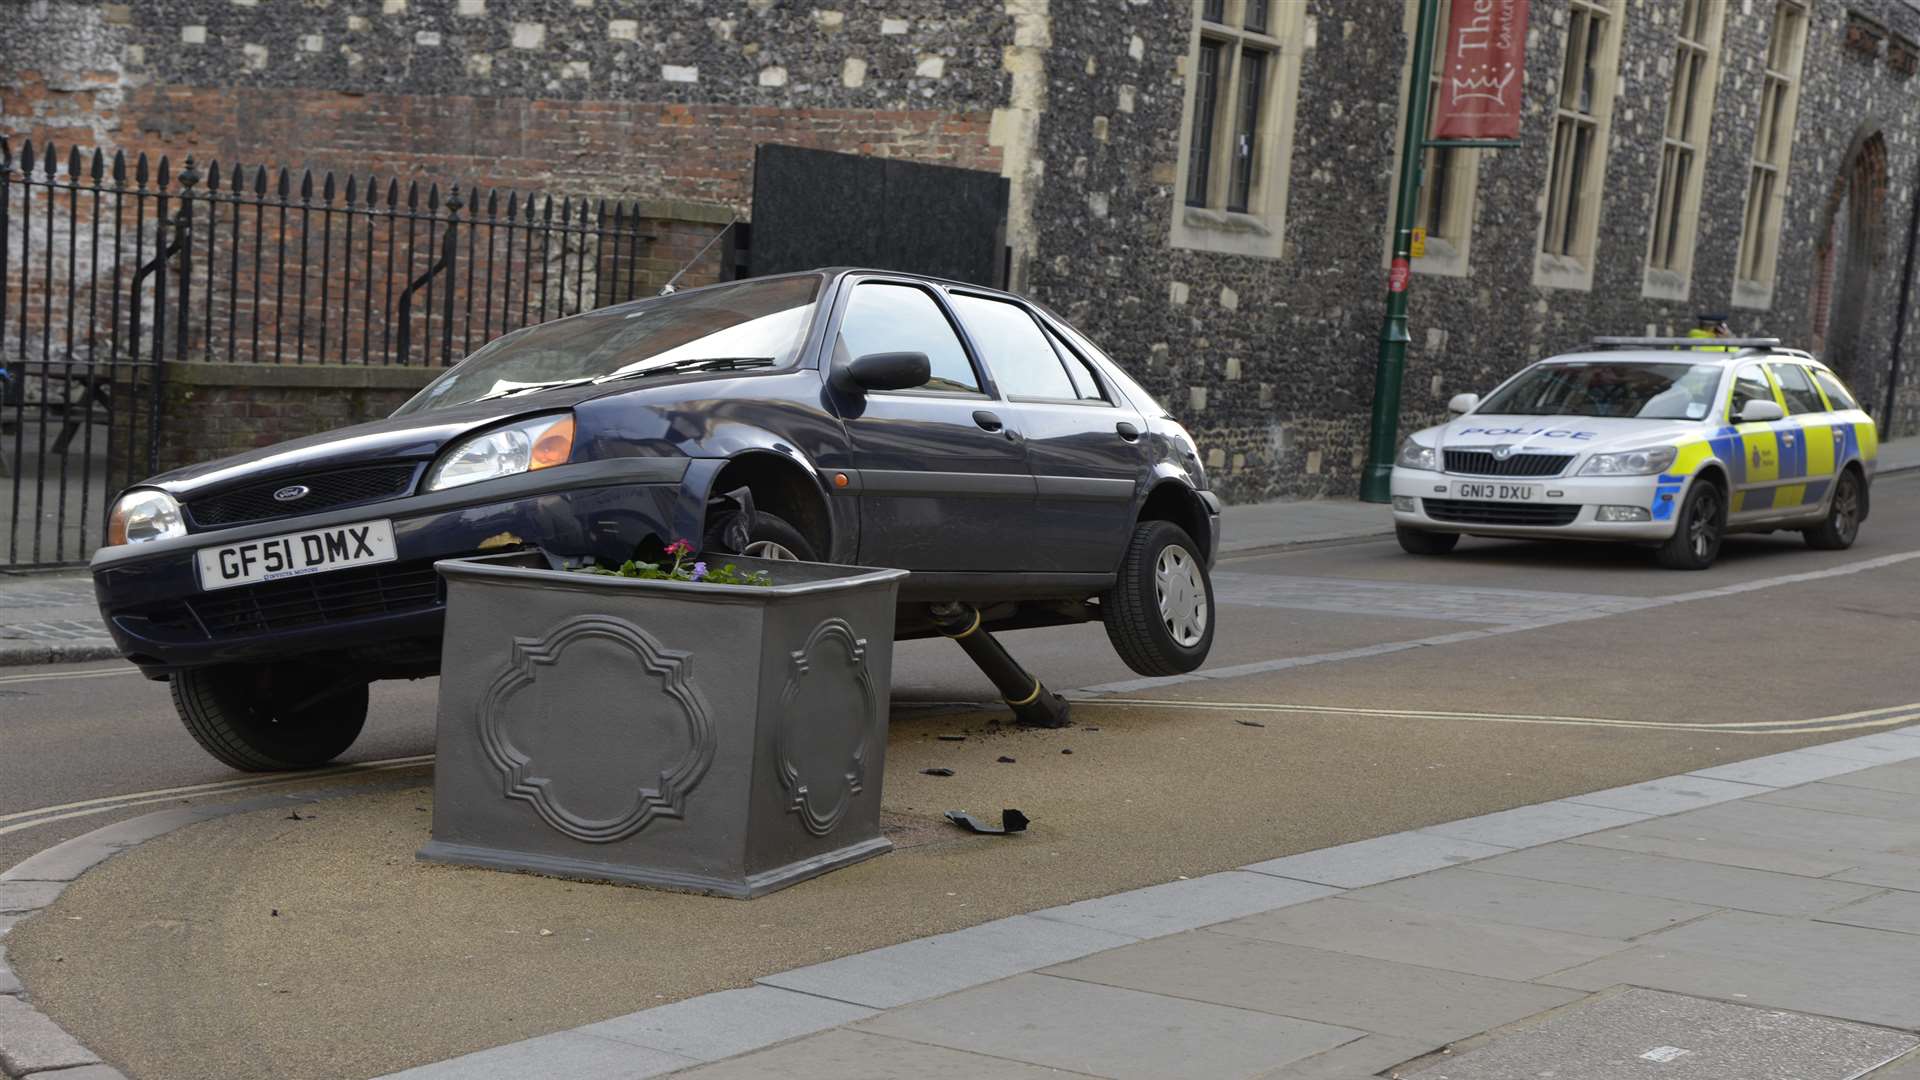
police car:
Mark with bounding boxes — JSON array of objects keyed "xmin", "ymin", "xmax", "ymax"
[{"xmin": 1390, "ymin": 338, "xmax": 1878, "ymax": 570}]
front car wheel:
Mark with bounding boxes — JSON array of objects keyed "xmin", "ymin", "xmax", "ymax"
[{"xmin": 171, "ymin": 664, "xmax": 369, "ymax": 771}]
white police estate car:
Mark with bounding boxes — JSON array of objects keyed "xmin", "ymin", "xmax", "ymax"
[{"xmin": 1391, "ymin": 338, "xmax": 1879, "ymax": 570}]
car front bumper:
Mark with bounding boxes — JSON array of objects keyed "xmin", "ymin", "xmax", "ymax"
[
  {"xmin": 1389, "ymin": 467, "xmax": 1689, "ymax": 542},
  {"xmin": 92, "ymin": 458, "xmax": 704, "ymax": 676}
]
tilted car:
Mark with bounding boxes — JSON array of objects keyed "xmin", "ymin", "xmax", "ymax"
[
  {"xmin": 92, "ymin": 270, "xmax": 1219, "ymax": 771},
  {"xmin": 1391, "ymin": 338, "xmax": 1877, "ymax": 570}
]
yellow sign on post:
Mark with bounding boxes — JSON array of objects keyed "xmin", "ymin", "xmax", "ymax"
[{"xmin": 1410, "ymin": 227, "xmax": 1427, "ymax": 259}]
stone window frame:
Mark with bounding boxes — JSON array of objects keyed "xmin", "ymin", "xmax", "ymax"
[
  {"xmin": 1643, "ymin": 0, "xmax": 1728, "ymax": 302},
  {"xmin": 1533, "ymin": 0, "xmax": 1629, "ymax": 292},
  {"xmin": 1382, "ymin": 0, "xmax": 1484, "ymax": 278},
  {"xmin": 1169, "ymin": 0, "xmax": 1308, "ymax": 260},
  {"xmin": 1733, "ymin": 0, "xmax": 1813, "ymax": 311}
]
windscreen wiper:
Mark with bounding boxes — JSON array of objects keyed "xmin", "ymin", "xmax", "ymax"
[
  {"xmin": 472, "ymin": 377, "xmax": 596, "ymax": 402},
  {"xmin": 595, "ymin": 357, "xmax": 777, "ymax": 383}
]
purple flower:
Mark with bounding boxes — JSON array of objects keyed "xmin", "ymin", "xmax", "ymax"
[{"xmin": 690, "ymin": 561, "xmax": 708, "ymax": 581}]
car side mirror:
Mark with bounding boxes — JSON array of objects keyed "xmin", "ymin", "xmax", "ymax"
[
  {"xmin": 835, "ymin": 351, "xmax": 930, "ymax": 393},
  {"xmin": 1734, "ymin": 399, "xmax": 1785, "ymax": 423},
  {"xmin": 1447, "ymin": 393, "xmax": 1480, "ymax": 415}
]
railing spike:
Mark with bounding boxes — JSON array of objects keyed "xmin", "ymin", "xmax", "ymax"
[
  {"xmin": 344, "ymin": 173, "xmax": 358, "ymax": 204},
  {"xmin": 386, "ymin": 176, "xmax": 399, "ymax": 206},
  {"xmin": 276, "ymin": 167, "xmax": 290, "ymax": 198},
  {"xmin": 112, "ymin": 149, "xmax": 127, "ymax": 184},
  {"xmin": 407, "ymin": 180, "xmax": 420, "ymax": 209},
  {"xmin": 505, "ymin": 191, "xmax": 519, "ymax": 219},
  {"xmin": 300, "ymin": 168, "xmax": 313, "ymax": 201},
  {"xmin": 205, "ymin": 159, "xmax": 222, "ymax": 191},
  {"xmin": 43, "ymin": 140, "xmax": 57, "ymax": 175},
  {"xmin": 156, "ymin": 154, "xmax": 170, "ymax": 187},
  {"xmin": 486, "ymin": 188, "xmax": 499, "ymax": 216},
  {"xmin": 0, "ymin": 135, "xmax": 11, "ymax": 170},
  {"xmin": 558, "ymin": 196, "xmax": 572, "ymax": 224},
  {"xmin": 19, "ymin": 139, "xmax": 35, "ymax": 176},
  {"xmin": 67, "ymin": 144, "xmax": 82, "ymax": 177},
  {"xmin": 229, "ymin": 161, "xmax": 242, "ymax": 190},
  {"xmin": 541, "ymin": 195, "xmax": 553, "ymax": 222},
  {"xmin": 426, "ymin": 182, "xmax": 439, "ymax": 211},
  {"xmin": 322, "ymin": 171, "xmax": 336, "ymax": 201},
  {"xmin": 89, "ymin": 147, "xmax": 105, "ymax": 182},
  {"xmin": 134, "ymin": 151, "xmax": 149, "ymax": 187},
  {"xmin": 253, "ymin": 164, "xmax": 268, "ymax": 194}
]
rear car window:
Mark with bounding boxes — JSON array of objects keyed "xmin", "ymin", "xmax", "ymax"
[
  {"xmin": 1769, "ymin": 363, "xmax": 1826, "ymax": 415},
  {"xmin": 838, "ymin": 283, "xmax": 981, "ymax": 394},
  {"xmin": 950, "ymin": 294, "xmax": 1077, "ymax": 400},
  {"xmin": 1814, "ymin": 369, "xmax": 1860, "ymax": 411}
]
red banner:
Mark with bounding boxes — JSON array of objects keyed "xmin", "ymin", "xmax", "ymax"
[{"xmin": 1432, "ymin": 0, "xmax": 1530, "ymax": 140}]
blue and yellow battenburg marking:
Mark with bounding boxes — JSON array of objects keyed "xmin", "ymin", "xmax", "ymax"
[{"xmin": 1660, "ymin": 419, "xmax": 1876, "ymax": 517}]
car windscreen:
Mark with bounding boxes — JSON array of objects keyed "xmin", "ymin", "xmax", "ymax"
[
  {"xmin": 395, "ymin": 275, "xmax": 821, "ymax": 415},
  {"xmin": 1476, "ymin": 362, "xmax": 1724, "ymax": 420}
]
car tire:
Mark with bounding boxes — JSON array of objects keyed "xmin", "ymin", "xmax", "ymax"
[
  {"xmin": 1102, "ymin": 520, "xmax": 1215, "ymax": 677},
  {"xmin": 170, "ymin": 664, "xmax": 369, "ymax": 772},
  {"xmin": 1803, "ymin": 469, "xmax": 1863, "ymax": 551},
  {"xmin": 702, "ymin": 508, "xmax": 818, "ymax": 562},
  {"xmin": 1396, "ymin": 525, "xmax": 1460, "ymax": 555},
  {"xmin": 1655, "ymin": 478, "xmax": 1725, "ymax": 570}
]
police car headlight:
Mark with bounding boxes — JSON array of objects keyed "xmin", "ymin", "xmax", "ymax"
[
  {"xmin": 1396, "ymin": 439, "xmax": 1438, "ymax": 471},
  {"xmin": 107, "ymin": 489, "xmax": 186, "ymax": 547},
  {"xmin": 426, "ymin": 413, "xmax": 575, "ymax": 492},
  {"xmin": 1578, "ymin": 446, "xmax": 1677, "ymax": 477}
]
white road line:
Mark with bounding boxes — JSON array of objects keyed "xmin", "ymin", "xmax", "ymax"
[
  {"xmin": 1082, "ymin": 698, "xmax": 1920, "ymax": 735},
  {"xmin": 0, "ymin": 755, "xmax": 434, "ymax": 832},
  {"xmin": 0, "ymin": 666, "xmax": 137, "ymax": 687}
]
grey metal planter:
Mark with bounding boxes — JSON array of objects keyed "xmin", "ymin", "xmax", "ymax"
[{"xmin": 419, "ymin": 551, "xmax": 908, "ymax": 898}]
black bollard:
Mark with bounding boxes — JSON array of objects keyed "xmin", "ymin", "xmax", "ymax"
[{"xmin": 928, "ymin": 602, "xmax": 1071, "ymax": 728}]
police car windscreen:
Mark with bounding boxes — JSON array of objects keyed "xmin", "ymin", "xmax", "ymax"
[
  {"xmin": 1478, "ymin": 363, "xmax": 1722, "ymax": 420},
  {"xmin": 396, "ymin": 275, "xmax": 822, "ymax": 415}
]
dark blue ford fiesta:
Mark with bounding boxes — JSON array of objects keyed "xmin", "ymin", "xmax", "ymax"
[{"xmin": 92, "ymin": 269, "xmax": 1220, "ymax": 770}]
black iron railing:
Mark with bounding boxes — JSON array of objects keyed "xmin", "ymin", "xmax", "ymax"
[{"xmin": 1, "ymin": 135, "xmax": 664, "ymax": 567}]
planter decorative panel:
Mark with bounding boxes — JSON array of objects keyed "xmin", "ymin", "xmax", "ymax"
[{"xmin": 420, "ymin": 551, "xmax": 906, "ymax": 898}]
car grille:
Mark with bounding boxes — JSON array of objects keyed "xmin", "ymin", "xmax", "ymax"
[
  {"xmin": 1443, "ymin": 450, "xmax": 1573, "ymax": 477},
  {"xmin": 187, "ymin": 465, "xmax": 418, "ymax": 529},
  {"xmin": 1423, "ymin": 499, "xmax": 1582, "ymax": 527},
  {"xmin": 186, "ymin": 560, "xmax": 445, "ymax": 638}
]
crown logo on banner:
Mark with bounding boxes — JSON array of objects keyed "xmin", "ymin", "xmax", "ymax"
[{"xmin": 1447, "ymin": 66, "xmax": 1519, "ymax": 106}]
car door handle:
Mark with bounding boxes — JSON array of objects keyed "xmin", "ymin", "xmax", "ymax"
[
  {"xmin": 972, "ymin": 410, "xmax": 1005, "ymax": 432},
  {"xmin": 1116, "ymin": 422, "xmax": 1141, "ymax": 441},
  {"xmin": 1782, "ymin": 433, "xmax": 1796, "ymax": 447}
]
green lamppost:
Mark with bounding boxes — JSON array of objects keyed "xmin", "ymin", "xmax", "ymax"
[{"xmin": 1358, "ymin": 0, "xmax": 1521, "ymax": 503}]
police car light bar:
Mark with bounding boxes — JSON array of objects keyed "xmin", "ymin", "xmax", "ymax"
[{"xmin": 1588, "ymin": 336, "xmax": 1783, "ymax": 350}]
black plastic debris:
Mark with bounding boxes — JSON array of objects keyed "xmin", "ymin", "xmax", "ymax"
[
  {"xmin": 1061, "ymin": 748, "xmax": 1073, "ymax": 755},
  {"xmin": 1234, "ymin": 718, "xmax": 1267, "ymax": 728},
  {"xmin": 945, "ymin": 809, "xmax": 1030, "ymax": 835},
  {"xmin": 922, "ymin": 767, "xmax": 956, "ymax": 777},
  {"xmin": 997, "ymin": 755, "xmax": 1017, "ymax": 763},
  {"xmin": 937, "ymin": 734, "xmax": 967, "ymax": 742}
]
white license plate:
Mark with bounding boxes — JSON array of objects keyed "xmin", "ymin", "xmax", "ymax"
[
  {"xmin": 196, "ymin": 520, "xmax": 397, "ymax": 591},
  {"xmin": 1453, "ymin": 481, "xmax": 1542, "ymax": 501}
]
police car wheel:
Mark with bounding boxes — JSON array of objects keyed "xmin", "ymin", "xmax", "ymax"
[
  {"xmin": 1103, "ymin": 520, "xmax": 1215, "ymax": 677},
  {"xmin": 1655, "ymin": 480, "xmax": 1725, "ymax": 571},
  {"xmin": 170, "ymin": 664, "xmax": 369, "ymax": 772},
  {"xmin": 1396, "ymin": 526, "xmax": 1459, "ymax": 556},
  {"xmin": 1804, "ymin": 469, "xmax": 1862, "ymax": 551}
]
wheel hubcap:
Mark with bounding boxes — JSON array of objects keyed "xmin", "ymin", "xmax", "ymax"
[
  {"xmin": 1835, "ymin": 479, "xmax": 1860, "ymax": 542},
  {"xmin": 1154, "ymin": 546, "xmax": 1208, "ymax": 648},
  {"xmin": 742, "ymin": 540, "xmax": 800, "ymax": 561},
  {"xmin": 1691, "ymin": 491, "xmax": 1720, "ymax": 560}
]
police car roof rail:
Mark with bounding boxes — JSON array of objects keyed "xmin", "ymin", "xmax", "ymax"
[{"xmin": 1587, "ymin": 336, "xmax": 1784, "ymax": 350}]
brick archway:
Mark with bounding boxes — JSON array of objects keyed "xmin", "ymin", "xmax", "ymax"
[{"xmin": 1810, "ymin": 131, "xmax": 1889, "ymax": 388}]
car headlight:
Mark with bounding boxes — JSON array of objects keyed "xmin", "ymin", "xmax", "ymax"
[
  {"xmin": 425, "ymin": 414, "xmax": 575, "ymax": 492},
  {"xmin": 107, "ymin": 489, "xmax": 186, "ymax": 546},
  {"xmin": 1396, "ymin": 439, "xmax": 1438, "ymax": 471},
  {"xmin": 1579, "ymin": 446, "xmax": 1678, "ymax": 476}
]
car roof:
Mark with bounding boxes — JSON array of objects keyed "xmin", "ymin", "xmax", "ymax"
[{"xmin": 1539, "ymin": 347, "xmax": 1826, "ymax": 369}]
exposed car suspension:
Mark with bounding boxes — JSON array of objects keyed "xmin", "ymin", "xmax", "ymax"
[{"xmin": 927, "ymin": 602, "xmax": 1071, "ymax": 728}]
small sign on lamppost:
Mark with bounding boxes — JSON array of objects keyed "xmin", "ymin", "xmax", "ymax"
[
  {"xmin": 1410, "ymin": 227, "xmax": 1427, "ymax": 259},
  {"xmin": 1359, "ymin": 0, "xmax": 1530, "ymax": 503}
]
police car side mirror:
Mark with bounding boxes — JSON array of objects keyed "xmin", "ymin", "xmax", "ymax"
[
  {"xmin": 1447, "ymin": 393, "xmax": 1480, "ymax": 415},
  {"xmin": 836, "ymin": 351, "xmax": 931, "ymax": 394},
  {"xmin": 1734, "ymin": 400, "xmax": 1785, "ymax": 423}
]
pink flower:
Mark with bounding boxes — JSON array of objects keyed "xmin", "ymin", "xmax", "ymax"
[{"xmin": 664, "ymin": 539, "xmax": 694, "ymax": 557}]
